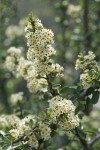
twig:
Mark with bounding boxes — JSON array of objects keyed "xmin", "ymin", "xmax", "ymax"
[
  {"xmin": 88, "ymin": 132, "xmax": 100, "ymax": 146},
  {"xmin": 75, "ymin": 128, "xmax": 89, "ymax": 150},
  {"xmin": 79, "ymin": 88, "xmax": 88, "ymax": 99}
]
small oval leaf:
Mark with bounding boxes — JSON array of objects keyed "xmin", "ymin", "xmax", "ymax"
[{"xmin": 92, "ymin": 91, "xmax": 99, "ymax": 104}]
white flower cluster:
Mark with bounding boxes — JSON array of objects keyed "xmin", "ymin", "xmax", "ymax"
[
  {"xmin": 75, "ymin": 51, "xmax": 99, "ymax": 88},
  {"xmin": 48, "ymin": 96, "xmax": 80, "ymax": 130},
  {"xmin": 5, "ymin": 47, "xmax": 22, "ymax": 75},
  {"xmin": 0, "ymin": 114, "xmax": 20, "ymax": 130},
  {"xmin": 10, "ymin": 92, "xmax": 23, "ymax": 105},
  {"xmin": 28, "ymin": 133, "xmax": 39, "ymax": 149},
  {"xmin": 5, "ymin": 18, "xmax": 26, "ymax": 41},
  {"xmin": 28, "ymin": 123, "xmax": 51, "ymax": 149},
  {"xmin": 0, "ymin": 114, "xmax": 51, "ymax": 149},
  {"xmin": 67, "ymin": 4, "xmax": 81, "ymax": 18},
  {"xmin": 75, "ymin": 51, "xmax": 97, "ymax": 70},
  {"xmin": 17, "ymin": 57, "xmax": 48, "ymax": 93},
  {"xmin": 17, "ymin": 115, "xmax": 37, "ymax": 136},
  {"xmin": 80, "ymin": 70, "xmax": 91, "ymax": 88},
  {"xmin": 9, "ymin": 115, "xmax": 39, "ymax": 149},
  {"xmin": 39, "ymin": 123, "xmax": 51, "ymax": 141}
]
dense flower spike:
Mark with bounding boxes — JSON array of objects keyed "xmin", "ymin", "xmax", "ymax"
[
  {"xmin": 48, "ymin": 96, "xmax": 80, "ymax": 130},
  {"xmin": 25, "ymin": 15, "xmax": 63, "ymax": 78},
  {"xmin": 75, "ymin": 51, "xmax": 100, "ymax": 88}
]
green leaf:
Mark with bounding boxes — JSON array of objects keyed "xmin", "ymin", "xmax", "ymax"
[
  {"xmin": 52, "ymin": 84, "xmax": 61, "ymax": 90},
  {"xmin": 85, "ymin": 98, "xmax": 93, "ymax": 114},
  {"xmin": 80, "ymin": 100, "xmax": 86, "ymax": 105},
  {"xmin": 95, "ymin": 81, "xmax": 100, "ymax": 88},
  {"xmin": 87, "ymin": 87, "xmax": 95, "ymax": 95},
  {"xmin": 91, "ymin": 91, "xmax": 99, "ymax": 104},
  {"xmin": 60, "ymin": 86, "xmax": 77, "ymax": 93},
  {"xmin": 2, "ymin": 144, "xmax": 12, "ymax": 150}
]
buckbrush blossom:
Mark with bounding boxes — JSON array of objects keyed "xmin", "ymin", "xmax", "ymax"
[
  {"xmin": 5, "ymin": 15, "xmax": 63, "ymax": 93},
  {"xmin": 3, "ymin": 14, "xmax": 81, "ymax": 149},
  {"xmin": 24, "ymin": 16, "xmax": 64, "ymax": 78}
]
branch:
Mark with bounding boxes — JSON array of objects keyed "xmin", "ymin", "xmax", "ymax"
[
  {"xmin": 79, "ymin": 88, "xmax": 88, "ymax": 99},
  {"xmin": 75, "ymin": 128, "xmax": 89, "ymax": 150},
  {"xmin": 88, "ymin": 132, "xmax": 100, "ymax": 146}
]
